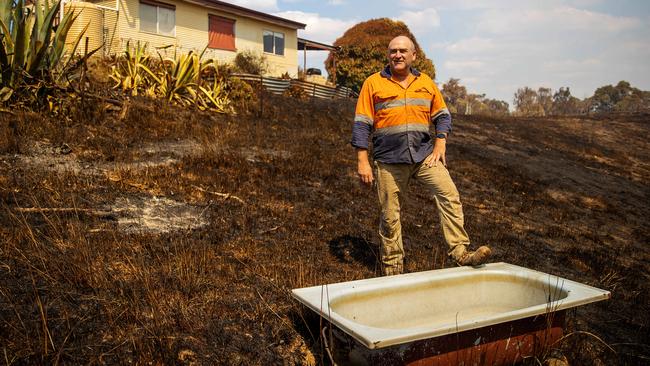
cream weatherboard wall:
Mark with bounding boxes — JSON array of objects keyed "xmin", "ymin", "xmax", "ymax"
[{"xmin": 77, "ymin": 0, "xmax": 300, "ymax": 77}]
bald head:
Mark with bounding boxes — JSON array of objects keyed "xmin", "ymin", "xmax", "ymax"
[
  {"xmin": 388, "ymin": 36, "xmax": 415, "ymax": 52},
  {"xmin": 387, "ymin": 36, "xmax": 417, "ymax": 77}
]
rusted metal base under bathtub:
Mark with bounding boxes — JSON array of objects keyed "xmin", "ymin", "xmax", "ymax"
[{"xmin": 329, "ymin": 310, "xmax": 566, "ymax": 366}]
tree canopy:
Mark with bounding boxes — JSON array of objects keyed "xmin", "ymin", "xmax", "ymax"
[
  {"xmin": 324, "ymin": 18, "xmax": 436, "ymax": 92},
  {"xmin": 513, "ymin": 87, "xmax": 545, "ymax": 116},
  {"xmin": 588, "ymin": 80, "xmax": 649, "ymax": 113},
  {"xmin": 512, "ymin": 81, "xmax": 649, "ymax": 116},
  {"xmin": 441, "ymin": 78, "xmax": 509, "ymax": 116}
]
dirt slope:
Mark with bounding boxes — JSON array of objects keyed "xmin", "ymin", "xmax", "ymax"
[{"xmin": 0, "ymin": 95, "xmax": 648, "ymax": 365}]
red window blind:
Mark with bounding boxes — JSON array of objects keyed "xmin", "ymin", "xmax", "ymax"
[{"xmin": 208, "ymin": 15, "xmax": 235, "ymax": 50}]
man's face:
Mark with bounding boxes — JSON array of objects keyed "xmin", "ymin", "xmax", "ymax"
[{"xmin": 388, "ymin": 38, "xmax": 416, "ymax": 74}]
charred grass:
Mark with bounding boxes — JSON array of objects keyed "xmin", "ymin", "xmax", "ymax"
[{"xmin": 0, "ymin": 94, "xmax": 649, "ymax": 365}]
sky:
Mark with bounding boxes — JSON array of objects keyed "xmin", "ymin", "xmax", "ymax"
[{"xmin": 223, "ymin": 0, "xmax": 650, "ymax": 104}]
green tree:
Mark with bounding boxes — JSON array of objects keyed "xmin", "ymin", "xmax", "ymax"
[
  {"xmin": 616, "ymin": 91, "xmax": 648, "ymax": 112},
  {"xmin": 551, "ymin": 87, "xmax": 581, "ymax": 115},
  {"xmin": 441, "ymin": 78, "xmax": 467, "ymax": 112},
  {"xmin": 483, "ymin": 98, "xmax": 510, "ymax": 116},
  {"xmin": 441, "ymin": 78, "xmax": 508, "ymax": 116},
  {"xmin": 615, "ymin": 82, "xmax": 650, "ymax": 112},
  {"xmin": 590, "ymin": 84, "xmax": 618, "ymax": 112},
  {"xmin": 589, "ymin": 80, "xmax": 649, "ymax": 113},
  {"xmin": 463, "ymin": 94, "xmax": 510, "ymax": 117},
  {"xmin": 513, "ymin": 87, "xmax": 544, "ymax": 116},
  {"xmin": 324, "ymin": 18, "xmax": 435, "ymax": 92}
]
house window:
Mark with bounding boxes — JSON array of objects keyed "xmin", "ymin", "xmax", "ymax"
[
  {"xmin": 208, "ymin": 15, "xmax": 236, "ymax": 51},
  {"xmin": 139, "ymin": 0, "xmax": 175, "ymax": 36},
  {"xmin": 263, "ymin": 30, "xmax": 284, "ymax": 56}
]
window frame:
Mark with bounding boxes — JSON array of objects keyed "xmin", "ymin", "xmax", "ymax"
[
  {"xmin": 263, "ymin": 30, "xmax": 285, "ymax": 56},
  {"xmin": 139, "ymin": 0, "xmax": 176, "ymax": 37}
]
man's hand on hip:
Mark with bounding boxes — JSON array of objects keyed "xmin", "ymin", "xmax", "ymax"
[
  {"xmin": 425, "ymin": 138, "xmax": 447, "ymax": 167},
  {"xmin": 356, "ymin": 149, "xmax": 374, "ymax": 187}
]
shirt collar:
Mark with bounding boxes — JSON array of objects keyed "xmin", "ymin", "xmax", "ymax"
[{"xmin": 380, "ymin": 64, "xmax": 421, "ymax": 78}]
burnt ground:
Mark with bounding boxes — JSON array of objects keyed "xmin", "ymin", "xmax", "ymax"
[{"xmin": 0, "ymin": 94, "xmax": 648, "ymax": 365}]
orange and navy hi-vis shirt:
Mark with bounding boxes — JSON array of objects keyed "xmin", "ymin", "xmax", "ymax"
[{"xmin": 351, "ymin": 66, "xmax": 451, "ymax": 164}]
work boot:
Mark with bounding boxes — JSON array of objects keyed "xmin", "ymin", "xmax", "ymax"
[{"xmin": 455, "ymin": 246, "xmax": 492, "ymax": 267}]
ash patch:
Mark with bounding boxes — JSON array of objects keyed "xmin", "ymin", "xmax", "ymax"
[
  {"xmin": 11, "ymin": 140, "xmax": 84, "ymax": 174},
  {"xmin": 124, "ymin": 140, "xmax": 204, "ymax": 168},
  {"xmin": 239, "ymin": 146, "xmax": 292, "ymax": 163},
  {"xmin": 6, "ymin": 139, "xmax": 207, "ymax": 175},
  {"xmin": 112, "ymin": 195, "xmax": 208, "ymax": 234}
]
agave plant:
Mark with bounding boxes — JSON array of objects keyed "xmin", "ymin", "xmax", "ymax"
[
  {"xmin": 0, "ymin": 0, "xmax": 101, "ymax": 102},
  {"xmin": 0, "ymin": 0, "xmax": 91, "ymax": 96},
  {"xmin": 110, "ymin": 43, "xmax": 232, "ymax": 112},
  {"xmin": 154, "ymin": 50, "xmax": 203, "ymax": 105},
  {"xmin": 197, "ymin": 61, "xmax": 232, "ymax": 113},
  {"xmin": 109, "ymin": 40, "xmax": 158, "ymax": 96},
  {"xmin": 145, "ymin": 47, "xmax": 234, "ymax": 112}
]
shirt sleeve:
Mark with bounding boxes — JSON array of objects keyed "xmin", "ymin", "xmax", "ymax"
[
  {"xmin": 351, "ymin": 79, "xmax": 375, "ymax": 149},
  {"xmin": 430, "ymin": 82, "xmax": 452, "ymax": 134}
]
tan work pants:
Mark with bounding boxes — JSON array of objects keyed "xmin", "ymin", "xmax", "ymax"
[{"xmin": 375, "ymin": 161, "xmax": 470, "ymax": 275}]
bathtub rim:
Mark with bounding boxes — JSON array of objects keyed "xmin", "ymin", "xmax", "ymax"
[{"xmin": 291, "ymin": 262, "xmax": 610, "ymax": 349}]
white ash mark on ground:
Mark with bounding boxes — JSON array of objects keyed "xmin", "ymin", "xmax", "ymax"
[
  {"xmin": 10, "ymin": 140, "xmax": 84, "ymax": 174},
  {"xmin": 6, "ymin": 139, "xmax": 207, "ymax": 175},
  {"xmin": 111, "ymin": 195, "xmax": 208, "ymax": 234},
  {"xmin": 123, "ymin": 140, "xmax": 205, "ymax": 168},
  {"xmin": 239, "ymin": 146, "xmax": 292, "ymax": 163}
]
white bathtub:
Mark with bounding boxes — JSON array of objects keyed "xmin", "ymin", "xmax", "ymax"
[{"xmin": 292, "ymin": 262, "xmax": 610, "ymax": 350}]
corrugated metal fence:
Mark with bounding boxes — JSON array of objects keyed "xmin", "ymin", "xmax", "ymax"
[{"xmin": 232, "ymin": 73, "xmax": 357, "ymax": 99}]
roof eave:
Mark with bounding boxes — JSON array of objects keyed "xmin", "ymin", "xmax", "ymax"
[
  {"xmin": 298, "ymin": 37, "xmax": 337, "ymax": 51},
  {"xmin": 180, "ymin": 0, "xmax": 306, "ymax": 30}
]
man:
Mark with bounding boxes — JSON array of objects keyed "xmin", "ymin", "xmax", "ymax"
[{"xmin": 351, "ymin": 35, "xmax": 491, "ymax": 276}]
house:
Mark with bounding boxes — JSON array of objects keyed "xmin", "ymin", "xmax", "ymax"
[{"xmin": 63, "ymin": 0, "xmax": 306, "ymax": 77}]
